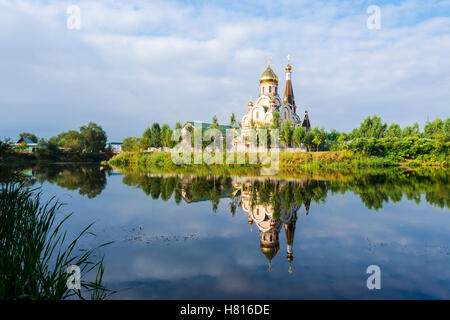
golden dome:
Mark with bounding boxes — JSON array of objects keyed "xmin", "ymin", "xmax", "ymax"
[
  {"xmin": 260, "ymin": 243, "xmax": 280, "ymax": 261},
  {"xmin": 260, "ymin": 65, "xmax": 278, "ymax": 84},
  {"xmin": 269, "ymin": 97, "xmax": 275, "ymax": 103},
  {"xmin": 248, "ymin": 100, "xmax": 254, "ymax": 107},
  {"xmin": 260, "ymin": 243, "xmax": 280, "ymax": 272},
  {"xmin": 285, "ymin": 64, "xmax": 292, "ymax": 72}
]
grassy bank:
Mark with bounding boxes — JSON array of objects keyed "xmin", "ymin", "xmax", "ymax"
[{"xmin": 105, "ymin": 150, "xmax": 447, "ymax": 177}]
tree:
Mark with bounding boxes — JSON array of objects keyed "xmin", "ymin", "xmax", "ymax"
[
  {"xmin": 122, "ymin": 137, "xmax": 140, "ymax": 152},
  {"xmin": 281, "ymin": 120, "xmax": 293, "ymax": 147},
  {"xmin": 292, "ymin": 127, "xmax": 306, "ymax": 147},
  {"xmin": 271, "ymin": 110, "xmax": 280, "ymax": 129},
  {"xmin": 402, "ymin": 122, "xmax": 420, "ymax": 137},
  {"xmin": 353, "ymin": 115, "xmax": 387, "ymax": 139},
  {"xmin": 160, "ymin": 124, "xmax": 173, "ymax": 148},
  {"xmin": 36, "ymin": 138, "xmax": 59, "ymax": 160},
  {"xmin": 337, "ymin": 133, "xmax": 347, "ymax": 146},
  {"xmin": 79, "ymin": 122, "xmax": 107, "ymax": 153},
  {"xmin": 141, "ymin": 127, "xmax": 152, "ymax": 150},
  {"xmin": 15, "ymin": 141, "xmax": 28, "ymax": 153},
  {"xmin": 55, "ymin": 130, "xmax": 84, "ymax": 152},
  {"xmin": 424, "ymin": 118, "xmax": 443, "ymax": 138},
  {"xmin": 0, "ymin": 138, "xmax": 12, "ymax": 157},
  {"xmin": 312, "ymin": 135, "xmax": 323, "ymax": 152},
  {"xmin": 230, "ymin": 113, "xmax": 236, "ymax": 127},
  {"xmin": 386, "ymin": 123, "xmax": 402, "ymax": 137},
  {"xmin": 211, "ymin": 115, "xmax": 220, "ymax": 130},
  {"xmin": 304, "ymin": 131, "xmax": 314, "ymax": 152},
  {"xmin": 19, "ymin": 132, "xmax": 38, "ymax": 143},
  {"xmin": 150, "ymin": 123, "xmax": 161, "ymax": 148}
]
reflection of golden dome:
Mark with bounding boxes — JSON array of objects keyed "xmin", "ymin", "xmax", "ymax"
[
  {"xmin": 260, "ymin": 65, "xmax": 278, "ymax": 84},
  {"xmin": 260, "ymin": 243, "xmax": 280, "ymax": 272}
]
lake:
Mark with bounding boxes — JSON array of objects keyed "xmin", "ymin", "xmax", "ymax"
[{"xmin": 2, "ymin": 164, "xmax": 450, "ymax": 299}]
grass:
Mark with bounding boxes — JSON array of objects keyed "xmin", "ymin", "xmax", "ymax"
[
  {"xmin": 0, "ymin": 182, "xmax": 114, "ymax": 300},
  {"xmin": 106, "ymin": 150, "xmax": 402, "ymax": 177}
]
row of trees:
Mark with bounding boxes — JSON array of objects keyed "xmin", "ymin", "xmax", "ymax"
[
  {"xmin": 122, "ymin": 122, "xmax": 182, "ymax": 152},
  {"xmin": 0, "ymin": 122, "xmax": 108, "ymax": 161},
  {"xmin": 248, "ymin": 113, "xmax": 449, "ymax": 158}
]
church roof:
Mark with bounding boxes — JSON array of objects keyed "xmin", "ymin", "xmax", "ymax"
[
  {"xmin": 185, "ymin": 121, "xmax": 233, "ymax": 135},
  {"xmin": 302, "ymin": 111, "xmax": 311, "ymax": 129},
  {"xmin": 259, "ymin": 65, "xmax": 278, "ymax": 84},
  {"xmin": 282, "ymin": 79, "xmax": 295, "ymax": 106}
]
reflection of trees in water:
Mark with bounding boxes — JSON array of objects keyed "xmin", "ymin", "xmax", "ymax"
[
  {"xmin": 3, "ymin": 165, "xmax": 448, "ymax": 209},
  {"xmin": 24, "ymin": 164, "xmax": 108, "ymax": 199},
  {"xmin": 327, "ymin": 170, "xmax": 450, "ymax": 210},
  {"xmin": 118, "ymin": 168, "xmax": 449, "ymax": 212}
]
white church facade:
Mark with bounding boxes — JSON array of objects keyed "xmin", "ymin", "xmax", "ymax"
[{"xmin": 240, "ymin": 57, "xmax": 311, "ymax": 135}]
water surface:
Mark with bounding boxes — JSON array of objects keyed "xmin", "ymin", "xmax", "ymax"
[{"xmin": 4, "ymin": 164, "xmax": 450, "ymax": 299}]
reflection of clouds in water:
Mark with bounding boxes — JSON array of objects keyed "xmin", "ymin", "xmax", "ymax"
[{"xmin": 17, "ymin": 167, "xmax": 450, "ymax": 299}]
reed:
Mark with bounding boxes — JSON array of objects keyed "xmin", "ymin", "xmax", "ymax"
[{"xmin": 0, "ymin": 182, "xmax": 114, "ymax": 300}]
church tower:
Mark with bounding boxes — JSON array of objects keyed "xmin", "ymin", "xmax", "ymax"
[
  {"xmin": 282, "ymin": 55, "xmax": 296, "ymax": 112},
  {"xmin": 259, "ymin": 60, "xmax": 279, "ymax": 97},
  {"xmin": 284, "ymin": 210, "xmax": 298, "ymax": 274}
]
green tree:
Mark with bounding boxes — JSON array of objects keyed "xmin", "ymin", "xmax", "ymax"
[
  {"xmin": 19, "ymin": 132, "xmax": 38, "ymax": 143},
  {"xmin": 311, "ymin": 126, "xmax": 325, "ymax": 151},
  {"xmin": 281, "ymin": 120, "xmax": 293, "ymax": 147},
  {"xmin": 0, "ymin": 138, "xmax": 12, "ymax": 157},
  {"xmin": 337, "ymin": 133, "xmax": 347, "ymax": 145},
  {"xmin": 141, "ymin": 127, "xmax": 152, "ymax": 150},
  {"xmin": 15, "ymin": 141, "xmax": 28, "ymax": 153},
  {"xmin": 160, "ymin": 124, "xmax": 173, "ymax": 148},
  {"xmin": 230, "ymin": 113, "xmax": 236, "ymax": 127},
  {"xmin": 353, "ymin": 115, "xmax": 387, "ymax": 139},
  {"xmin": 424, "ymin": 118, "xmax": 443, "ymax": 138},
  {"xmin": 55, "ymin": 130, "xmax": 84, "ymax": 152},
  {"xmin": 150, "ymin": 123, "xmax": 161, "ymax": 148},
  {"xmin": 292, "ymin": 127, "xmax": 306, "ymax": 147},
  {"xmin": 304, "ymin": 131, "xmax": 314, "ymax": 152},
  {"xmin": 312, "ymin": 135, "xmax": 323, "ymax": 152},
  {"xmin": 271, "ymin": 110, "xmax": 280, "ymax": 129},
  {"xmin": 386, "ymin": 123, "xmax": 402, "ymax": 137},
  {"xmin": 211, "ymin": 115, "xmax": 220, "ymax": 130},
  {"xmin": 79, "ymin": 122, "xmax": 107, "ymax": 153},
  {"xmin": 36, "ymin": 138, "xmax": 59, "ymax": 160},
  {"xmin": 122, "ymin": 137, "xmax": 140, "ymax": 152},
  {"xmin": 402, "ymin": 122, "xmax": 420, "ymax": 137}
]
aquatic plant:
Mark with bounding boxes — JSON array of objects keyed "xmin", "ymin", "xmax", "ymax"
[{"xmin": 0, "ymin": 182, "xmax": 114, "ymax": 300}]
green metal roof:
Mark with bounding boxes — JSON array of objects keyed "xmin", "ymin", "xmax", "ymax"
[{"xmin": 185, "ymin": 122, "xmax": 233, "ymax": 135}]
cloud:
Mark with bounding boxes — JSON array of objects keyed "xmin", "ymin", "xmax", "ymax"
[{"xmin": 0, "ymin": 0, "xmax": 449, "ymax": 140}]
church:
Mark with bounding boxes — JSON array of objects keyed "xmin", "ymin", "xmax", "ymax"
[{"xmin": 240, "ymin": 56, "xmax": 311, "ymax": 136}]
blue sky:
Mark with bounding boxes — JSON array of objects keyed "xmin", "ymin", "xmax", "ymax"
[{"xmin": 0, "ymin": 0, "xmax": 449, "ymax": 141}]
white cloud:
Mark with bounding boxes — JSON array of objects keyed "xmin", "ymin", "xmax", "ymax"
[{"xmin": 0, "ymin": 0, "xmax": 449, "ymax": 140}]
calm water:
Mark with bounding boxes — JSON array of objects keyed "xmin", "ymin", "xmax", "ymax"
[{"xmin": 3, "ymin": 164, "xmax": 450, "ymax": 299}]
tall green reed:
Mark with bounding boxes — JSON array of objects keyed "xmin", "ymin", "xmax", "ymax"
[{"xmin": 0, "ymin": 182, "xmax": 114, "ymax": 300}]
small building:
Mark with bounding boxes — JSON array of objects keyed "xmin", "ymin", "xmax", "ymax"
[
  {"xmin": 13, "ymin": 138, "xmax": 38, "ymax": 152},
  {"xmin": 106, "ymin": 142, "xmax": 123, "ymax": 153}
]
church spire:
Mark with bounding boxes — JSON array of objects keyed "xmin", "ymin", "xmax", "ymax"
[
  {"xmin": 284, "ymin": 210, "xmax": 297, "ymax": 274},
  {"xmin": 282, "ymin": 54, "xmax": 295, "ymax": 107}
]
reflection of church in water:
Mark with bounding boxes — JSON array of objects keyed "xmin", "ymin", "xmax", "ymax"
[{"xmin": 233, "ymin": 180, "xmax": 312, "ymax": 274}]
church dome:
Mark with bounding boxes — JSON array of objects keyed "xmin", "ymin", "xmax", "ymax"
[
  {"xmin": 260, "ymin": 244, "xmax": 280, "ymax": 261},
  {"xmin": 260, "ymin": 65, "xmax": 278, "ymax": 84}
]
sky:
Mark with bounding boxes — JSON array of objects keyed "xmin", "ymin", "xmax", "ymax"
[{"xmin": 0, "ymin": 0, "xmax": 449, "ymax": 141}]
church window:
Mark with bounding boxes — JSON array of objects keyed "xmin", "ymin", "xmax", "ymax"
[{"xmin": 269, "ymin": 86, "xmax": 271, "ymax": 93}]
